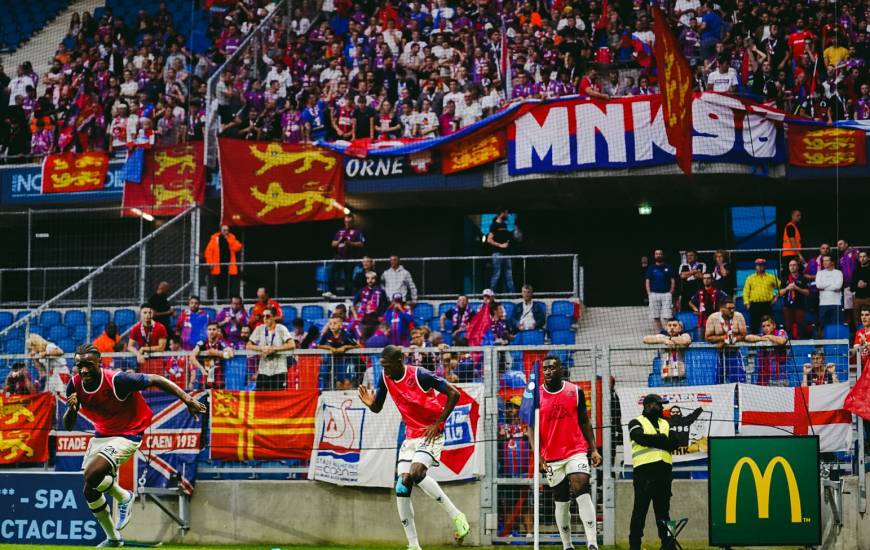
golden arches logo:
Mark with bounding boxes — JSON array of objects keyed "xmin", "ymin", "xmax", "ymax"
[{"xmin": 725, "ymin": 456, "xmax": 801, "ymax": 524}]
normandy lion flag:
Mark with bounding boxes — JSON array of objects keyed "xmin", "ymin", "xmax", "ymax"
[
  {"xmin": 122, "ymin": 142, "xmax": 207, "ymax": 217},
  {"xmin": 219, "ymin": 139, "xmax": 345, "ymax": 226}
]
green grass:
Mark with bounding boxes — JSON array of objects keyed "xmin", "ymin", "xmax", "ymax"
[{"xmin": 0, "ymin": 547, "xmax": 801, "ymax": 550}]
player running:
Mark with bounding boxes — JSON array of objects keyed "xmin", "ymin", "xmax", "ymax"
[
  {"xmin": 63, "ymin": 344, "xmax": 207, "ymax": 547},
  {"xmin": 534, "ymin": 354, "xmax": 601, "ymax": 550},
  {"xmin": 358, "ymin": 345, "xmax": 470, "ymax": 549}
]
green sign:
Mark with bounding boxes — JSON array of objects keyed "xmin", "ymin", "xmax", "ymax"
[{"xmin": 708, "ymin": 436, "xmax": 821, "ymax": 546}]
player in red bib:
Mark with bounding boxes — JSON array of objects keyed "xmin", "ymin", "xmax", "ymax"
[
  {"xmin": 358, "ymin": 345, "xmax": 470, "ymax": 550},
  {"xmin": 535, "ymin": 355, "xmax": 601, "ymax": 550},
  {"xmin": 64, "ymin": 344, "xmax": 206, "ymax": 547}
]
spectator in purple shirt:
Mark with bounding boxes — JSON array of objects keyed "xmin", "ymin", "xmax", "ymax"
[
  {"xmin": 354, "ymin": 270, "xmax": 388, "ymax": 341},
  {"xmin": 216, "ymin": 296, "xmax": 250, "ymax": 348},
  {"xmin": 385, "ymin": 294, "xmax": 414, "ymax": 346},
  {"xmin": 329, "ymin": 212, "xmax": 365, "ymax": 296}
]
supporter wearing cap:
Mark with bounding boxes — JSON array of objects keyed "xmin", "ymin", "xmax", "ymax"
[{"xmin": 743, "ymin": 258, "xmax": 780, "ymax": 334}]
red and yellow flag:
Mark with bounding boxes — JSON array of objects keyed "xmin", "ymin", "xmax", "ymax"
[
  {"xmin": 652, "ymin": 6, "xmax": 694, "ymax": 176},
  {"xmin": 788, "ymin": 126, "xmax": 867, "ymax": 167},
  {"xmin": 219, "ymin": 139, "xmax": 345, "ymax": 226},
  {"xmin": 41, "ymin": 152, "xmax": 109, "ymax": 193},
  {"xmin": 210, "ymin": 390, "xmax": 317, "ymax": 460},
  {"xmin": 442, "ymin": 132, "xmax": 506, "ymax": 174},
  {"xmin": 0, "ymin": 393, "xmax": 53, "ymax": 464},
  {"xmin": 122, "ymin": 142, "xmax": 206, "ymax": 217}
]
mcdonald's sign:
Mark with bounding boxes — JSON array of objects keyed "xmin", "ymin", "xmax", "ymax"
[{"xmin": 709, "ymin": 436, "xmax": 821, "ymax": 546}]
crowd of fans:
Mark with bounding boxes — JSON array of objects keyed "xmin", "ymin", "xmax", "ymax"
[
  {"xmin": 640, "ymin": 210, "xmax": 870, "ymax": 386},
  {"xmin": 0, "ymin": 0, "xmax": 274, "ymax": 161},
  {"xmin": 3, "ymin": 0, "xmax": 870, "ymax": 158},
  {"xmin": 216, "ymin": 0, "xmax": 870, "ymax": 145}
]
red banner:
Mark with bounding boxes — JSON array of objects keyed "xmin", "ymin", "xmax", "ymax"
[
  {"xmin": 219, "ymin": 139, "xmax": 345, "ymax": 226},
  {"xmin": 210, "ymin": 390, "xmax": 318, "ymax": 460},
  {"xmin": 652, "ymin": 6, "xmax": 694, "ymax": 176},
  {"xmin": 41, "ymin": 152, "xmax": 109, "ymax": 193},
  {"xmin": 122, "ymin": 142, "xmax": 206, "ymax": 217},
  {"xmin": 788, "ymin": 126, "xmax": 867, "ymax": 167},
  {"xmin": 0, "ymin": 393, "xmax": 53, "ymax": 464},
  {"xmin": 442, "ymin": 132, "xmax": 505, "ymax": 174}
]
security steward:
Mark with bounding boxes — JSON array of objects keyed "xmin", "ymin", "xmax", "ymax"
[{"xmin": 628, "ymin": 393, "xmax": 676, "ymax": 550}]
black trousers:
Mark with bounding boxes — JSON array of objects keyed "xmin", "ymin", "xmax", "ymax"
[
  {"xmin": 748, "ymin": 302, "xmax": 773, "ymax": 334},
  {"xmin": 629, "ymin": 461, "xmax": 673, "ymax": 550},
  {"xmin": 255, "ymin": 372, "xmax": 287, "ymax": 391}
]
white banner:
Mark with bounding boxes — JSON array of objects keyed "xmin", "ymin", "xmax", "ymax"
[
  {"xmin": 618, "ymin": 384, "xmax": 736, "ymax": 464},
  {"xmin": 308, "ymin": 384, "xmax": 484, "ymax": 487},
  {"xmin": 738, "ymin": 382, "xmax": 852, "ymax": 451}
]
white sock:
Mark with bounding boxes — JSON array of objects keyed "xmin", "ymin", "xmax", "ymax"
[
  {"xmin": 416, "ymin": 475, "xmax": 461, "ymax": 519},
  {"xmin": 397, "ymin": 496, "xmax": 419, "ymax": 547},
  {"xmin": 554, "ymin": 500, "xmax": 573, "ymax": 549},
  {"xmin": 88, "ymin": 495, "xmax": 120, "ymax": 541},
  {"xmin": 107, "ymin": 483, "xmax": 131, "ymax": 504},
  {"xmin": 575, "ymin": 492, "xmax": 598, "ymax": 548}
]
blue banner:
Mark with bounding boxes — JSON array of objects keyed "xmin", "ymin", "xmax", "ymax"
[
  {"xmin": 0, "ymin": 472, "xmax": 102, "ymax": 544},
  {"xmin": 0, "ymin": 160, "xmax": 127, "ymax": 204}
]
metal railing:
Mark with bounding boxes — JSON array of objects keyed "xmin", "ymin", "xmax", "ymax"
[
  {"xmin": 0, "ymin": 253, "xmax": 582, "ymax": 308},
  {"xmin": 0, "ymin": 206, "xmax": 199, "ymax": 340}
]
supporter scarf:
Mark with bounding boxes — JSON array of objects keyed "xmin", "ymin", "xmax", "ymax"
[
  {"xmin": 452, "ymin": 306, "xmax": 471, "ymax": 331},
  {"xmin": 696, "ymin": 287, "xmax": 721, "ymax": 327},
  {"xmin": 787, "ymin": 272, "xmax": 801, "ymax": 304}
]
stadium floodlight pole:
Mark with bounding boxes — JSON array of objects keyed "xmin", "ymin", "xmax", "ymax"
[{"xmin": 533, "ymin": 407, "xmax": 540, "ymax": 550}]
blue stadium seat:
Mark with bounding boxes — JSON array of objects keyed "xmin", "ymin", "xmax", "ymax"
[
  {"xmin": 301, "ymin": 305, "xmax": 325, "ymax": 322},
  {"xmin": 413, "ymin": 316, "xmax": 428, "ymax": 329},
  {"xmin": 502, "ymin": 302, "xmax": 515, "ymax": 319},
  {"xmin": 550, "ymin": 330, "xmax": 575, "ymax": 345},
  {"xmin": 114, "ymin": 308, "xmax": 137, "ymax": 328},
  {"xmin": 224, "ymin": 357, "xmax": 248, "ymax": 390},
  {"xmin": 413, "ymin": 303, "xmax": 434, "ymax": 320},
  {"xmin": 438, "ymin": 303, "xmax": 454, "ymax": 317},
  {"xmin": 57, "ymin": 338, "xmax": 75, "ymax": 353},
  {"xmin": 71, "ymin": 324, "xmax": 88, "ymax": 343},
  {"xmin": 15, "ymin": 311, "xmax": 29, "ymax": 321},
  {"xmin": 823, "ymin": 324, "xmax": 850, "ymax": 340},
  {"xmin": 0, "ymin": 312, "xmax": 12, "ymax": 329},
  {"xmin": 442, "ymin": 319, "xmax": 454, "ymax": 332},
  {"xmin": 551, "ymin": 300, "xmax": 573, "ymax": 317},
  {"xmin": 514, "ymin": 330, "xmax": 545, "ymax": 346},
  {"xmin": 547, "ymin": 315, "xmax": 571, "ymax": 333},
  {"xmin": 39, "ymin": 311, "xmax": 61, "ymax": 328},
  {"xmin": 63, "ymin": 310, "xmax": 86, "ymax": 327},
  {"xmin": 5, "ymin": 340, "xmax": 24, "ymax": 354},
  {"xmin": 48, "ymin": 325, "xmax": 68, "ymax": 342},
  {"xmin": 440, "ymin": 332, "xmax": 452, "ymax": 345},
  {"xmin": 685, "ymin": 349, "xmax": 719, "ymax": 385},
  {"xmin": 282, "ymin": 305, "xmax": 297, "ymax": 322},
  {"xmin": 91, "ymin": 310, "xmax": 111, "ymax": 327}
]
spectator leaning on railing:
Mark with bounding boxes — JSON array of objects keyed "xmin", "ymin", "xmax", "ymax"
[
  {"xmin": 816, "ymin": 254, "xmax": 844, "ymax": 330},
  {"xmin": 643, "ymin": 318, "xmax": 691, "ymax": 381},
  {"xmin": 128, "ymin": 304, "xmax": 168, "ymax": 370},
  {"xmin": 4, "ymin": 363, "xmax": 38, "ymax": 395},
  {"xmin": 247, "ymin": 306, "xmax": 295, "ymax": 391}
]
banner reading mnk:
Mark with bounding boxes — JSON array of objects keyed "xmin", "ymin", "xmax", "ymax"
[
  {"xmin": 41, "ymin": 152, "xmax": 109, "ymax": 193},
  {"xmin": 210, "ymin": 390, "xmax": 317, "ymax": 460},
  {"xmin": 219, "ymin": 139, "xmax": 345, "ymax": 226},
  {"xmin": 0, "ymin": 393, "xmax": 53, "ymax": 464}
]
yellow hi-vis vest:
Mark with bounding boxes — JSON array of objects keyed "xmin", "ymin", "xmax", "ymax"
[{"xmin": 631, "ymin": 415, "xmax": 672, "ymax": 467}]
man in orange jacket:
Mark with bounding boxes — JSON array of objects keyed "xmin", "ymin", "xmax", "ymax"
[{"xmin": 204, "ymin": 225, "xmax": 243, "ymax": 300}]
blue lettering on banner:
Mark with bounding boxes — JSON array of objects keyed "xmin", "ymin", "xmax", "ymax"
[
  {"xmin": 0, "ymin": 472, "xmax": 102, "ymax": 544},
  {"xmin": 444, "ymin": 404, "xmax": 472, "ymax": 445}
]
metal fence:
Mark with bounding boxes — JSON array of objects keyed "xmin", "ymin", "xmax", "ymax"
[
  {"xmin": 0, "ymin": 253, "xmax": 582, "ymax": 308},
  {"xmin": 0, "ymin": 340, "xmax": 863, "ymax": 545},
  {"xmin": 0, "ymin": 206, "xmax": 199, "ymax": 341}
]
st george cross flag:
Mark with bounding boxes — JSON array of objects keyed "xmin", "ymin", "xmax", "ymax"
[{"xmin": 738, "ymin": 383, "xmax": 852, "ymax": 452}]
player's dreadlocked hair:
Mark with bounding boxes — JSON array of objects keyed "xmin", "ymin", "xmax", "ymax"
[{"xmin": 74, "ymin": 343, "xmax": 101, "ymax": 362}]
